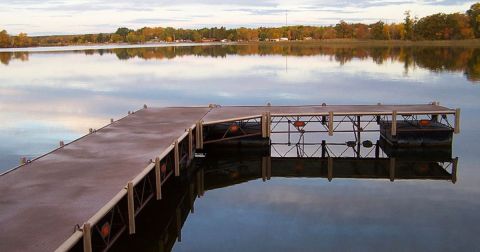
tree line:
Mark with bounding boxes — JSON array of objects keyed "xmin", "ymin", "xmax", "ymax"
[{"xmin": 1, "ymin": 3, "xmax": 480, "ymax": 48}]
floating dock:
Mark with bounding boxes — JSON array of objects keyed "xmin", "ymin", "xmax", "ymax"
[{"xmin": 0, "ymin": 103, "xmax": 460, "ymax": 252}]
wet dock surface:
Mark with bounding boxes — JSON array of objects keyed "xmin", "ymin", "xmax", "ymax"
[{"xmin": 0, "ymin": 104, "xmax": 456, "ymax": 251}]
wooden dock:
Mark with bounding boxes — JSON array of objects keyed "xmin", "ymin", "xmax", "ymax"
[{"xmin": 0, "ymin": 104, "xmax": 459, "ymax": 252}]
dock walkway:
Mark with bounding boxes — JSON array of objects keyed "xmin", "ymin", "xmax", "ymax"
[{"xmin": 0, "ymin": 104, "xmax": 458, "ymax": 252}]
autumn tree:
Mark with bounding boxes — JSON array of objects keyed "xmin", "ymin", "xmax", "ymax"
[
  {"xmin": 353, "ymin": 24, "xmax": 369, "ymax": 39},
  {"xmin": 335, "ymin": 21, "xmax": 354, "ymax": 38},
  {"xmin": 415, "ymin": 12, "xmax": 473, "ymax": 40},
  {"xmin": 0, "ymin": 30, "xmax": 11, "ymax": 47},
  {"xmin": 467, "ymin": 3, "xmax": 480, "ymax": 37},
  {"xmin": 13, "ymin": 33, "xmax": 32, "ymax": 47}
]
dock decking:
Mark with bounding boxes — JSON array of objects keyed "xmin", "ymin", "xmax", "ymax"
[{"xmin": 0, "ymin": 104, "xmax": 458, "ymax": 252}]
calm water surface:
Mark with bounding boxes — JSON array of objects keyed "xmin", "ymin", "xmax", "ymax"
[{"xmin": 1, "ymin": 44, "xmax": 479, "ymax": 251}]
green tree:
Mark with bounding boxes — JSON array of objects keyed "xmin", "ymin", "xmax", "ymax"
[
  {"xmin": 125, "ymin": 32, "xmax": 145, "ymax": 44},
  {"xmin": 370, "ymin": 21, "xmax": 386, "ymax": 39},
  {"xmin": 404, "ymin": 11, "xmax": 414, "ymax": 40},
  {"xmin": 110, "ymin": 34, "xmax": 122, "ymax": 43},
  {"xmin": 115, "ymin": 27, "xmax": 133, "ymax": 40},
  {"xmin": 191, "ymin": 31, "xmax": 202, "ymax": 42}
]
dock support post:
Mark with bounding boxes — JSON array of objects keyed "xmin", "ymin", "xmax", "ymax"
[
  {"xmin": 155, "ymin": 157, "xmax": 162, "ymax": 200},
  {"xmin": 452, "ymin": 157, "xmax": 458, "ymax": 184},
  {"xmin": 195, "ymin": 121, "xmax": 203, "ymax": 149},
  {"xmin": 261, "ymin": 156, "xmax": 267, "ymax": 181},
  {"xmin": 389, "ymin": 158, "xmax": 395, "ymax": 182},
  {"xmin": 454, "ymin": 108, "xmax": 461, "ymax": 134},
  {"xmin": 127, "ymin": 182, "xmax": 135, "ymax": 234},
  {"xmin": 267, "ymin": 157, "xmax": 271, "ymax": 180},
  {"xmin": 327, "ymin": 157, "xmax": 333, "ymax": 181},
  {"xmin": 375, "ymin": 140, "xmax": 380, "ymax": 158},
  {"xmin": 174, "ymin": 140, "xmax": 180, "ymax": 176},
  {"xmin": 83, "ymin": 222, "xmax": 92, "ymax": 252},
  {"xmin": 196, "ymin": 170, "xmax": 202, "ymax": 198},
  {"xmin": 328, "ymin": 112, "xmax": 334, "ymax": 136},
  {"xmin": 391, "ymin": 111, "xmax": 397, "ymax": 136},
  {"xmin": 176, "ymin": 208, "xmax": 182, "ymax": 242},
  {"xmin": 200, "ymin": 168, "xmax": 204, "ymax": 196},
  {"xmin": 188, "ymin": 128, "xmax": 193, "ymax": 160},
  {"xmin": 321, "ymin": 140, "xmax": 326, "ymax": 158},
  {"xmin": 189, "ymin": 183, "xmax": 195, "ymax": 213}
]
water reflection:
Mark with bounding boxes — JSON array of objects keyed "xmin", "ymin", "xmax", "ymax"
[
  {"xmin": 2, "ymin": 45, "xmax": 480, "ymax": 82},
  {"xmin": 1, "ymin": 43, "xmax": 479, "ymax": 173},
  {"xmin": 110, "ymin": 141, "xmax": 458, "ymax": 251}
]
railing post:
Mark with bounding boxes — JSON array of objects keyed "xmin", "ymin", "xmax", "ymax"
[
  {"xmin": 195, "ymin": 121, "xmax": 203, "ymax": 149},
  {"xmin": 391, "ymin": 110, "xmax": 397, "ymax": 136},
  {"xmin": 83, "ymin": 222, "xmax": 92, "ymax": 252},
  {"xmin": 328, "ymin": 112, "xmax": 334, "ymax": 136},
  {"xmin": 266, "ymin": 112, "xmax": 271, "ymax": 138},
  {"xmin": 127, "ymin": 182, "xmax": 135, "ymax": 234},
  {"xmin": 188, "ymin": 128, "xmax": 193, "ymax": 160},
  {"xmin": 261, "ymin": 113, "xmax": 267, "ymax": 138},
  {"xmin": 454, "ymin": 108, "xmax": 461, "ymax": 134},
  {"xmin": 174, "ymin": 140, "xmax": 180, "ymax": 176},
  {"xmin": 155, "ymin": 157, "xmax": 162, "ymax": 200}
]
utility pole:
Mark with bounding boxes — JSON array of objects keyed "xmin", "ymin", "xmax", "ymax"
[{"xmin": 285, "ymin": 10, "xmax": 288, "ymax": 26}]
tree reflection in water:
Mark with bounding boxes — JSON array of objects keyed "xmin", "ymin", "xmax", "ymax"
[{"xmin": 1, "ymin": 44, "xmax": 480, "ymax": 82}]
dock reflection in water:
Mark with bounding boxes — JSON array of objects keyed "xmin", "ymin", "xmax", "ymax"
[{"xmin": 110, "ymin": 140, "xmax": 458, "ymax": 251}]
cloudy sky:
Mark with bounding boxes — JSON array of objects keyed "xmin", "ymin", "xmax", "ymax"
[{"xmin": 0, "ymin": 0, "xmax": 476, "ymax": 35}]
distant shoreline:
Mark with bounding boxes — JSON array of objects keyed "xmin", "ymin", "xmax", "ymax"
[
  {"xmin": 1, "ymin": 39, "xmax": 479, "ymax": 52},
  {"xmin": 248, "ymin": 39, "xmax": 480, "ymax": 47}
]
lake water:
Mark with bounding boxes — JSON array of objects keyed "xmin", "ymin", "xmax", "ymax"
[{"xmin": 1, "ymin": 43, "xmax": 480, "ymax": 251}]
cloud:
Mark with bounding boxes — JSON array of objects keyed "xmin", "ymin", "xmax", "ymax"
[
  {"xmin": 0, "ymin": 0, "xmax": 473, "ymax": 35},
  {"xmin": 129, "ymin": 18, "xmax": 192, "ymax": 24}
]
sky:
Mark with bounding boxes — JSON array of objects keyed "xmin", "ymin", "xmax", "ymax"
[{"xmin": 0, "ymin": 0, "xmax": 476, "ymax": 36}]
